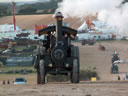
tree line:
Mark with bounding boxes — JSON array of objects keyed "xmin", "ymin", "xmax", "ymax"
[
  {"xmin": 18, "ymin": 0, "xmax": 62, "ymax": 14},
  {"xmin": 0, "ymin": 0, "xmax": 127, "ymax": 16},
  {"xmin": 0, "ymin": 4, "xmax": 11, "ymax": 17}
]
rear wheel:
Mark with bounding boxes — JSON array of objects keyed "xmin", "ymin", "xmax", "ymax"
[{"xmin": 39, "ymin": 60, "xmax": 45, "ymax": 84}]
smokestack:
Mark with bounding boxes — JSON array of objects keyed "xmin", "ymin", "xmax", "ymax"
[
  {"xmin": 54, "ymin": 12, "xmax": 64, "ymax": 44},
  {"xmin": 12, "ymin": 2, "xmax": 16, "ymax": 31}
]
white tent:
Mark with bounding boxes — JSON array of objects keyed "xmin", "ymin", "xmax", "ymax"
[
  {"xmin": 78, "ymin": 20, "xmax": 117, "ymax": 33},
  {"xmin": 77, "ymin": 22, "xmax": 87, "ymax": 32},
  {"xmin": 77, "ymin": 20, "xmax": 118, "ymax": 40},
  {"xmin": 0, "ymin": 24, "xmax": 20, "ymax": 32}
]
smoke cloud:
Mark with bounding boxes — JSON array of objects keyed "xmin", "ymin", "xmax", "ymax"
[
  {"xmin": 57, "ymin": 0, "xmax": 128, "ymax": 36},
  {"xmin": 98, "ymin": 3, "xmax": 128, "ymax": 35},
  {"xmin": 0, "ymin": 0, "xmax": 38, "ymax": 2}
]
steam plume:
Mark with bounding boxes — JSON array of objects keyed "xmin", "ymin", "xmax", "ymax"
[{"xmin": 57, "ymin": 0, "xmax": 128, "ymax": 36}]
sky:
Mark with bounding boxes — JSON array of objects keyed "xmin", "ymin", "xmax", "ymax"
[{"xmin": 0, "ymin": 0, "xmax": 49, "ymax": 2}]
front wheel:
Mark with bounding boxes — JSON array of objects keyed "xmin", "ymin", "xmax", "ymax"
[
  {"xmin": 40, "ymin": 60, "xmax": 45, "ymax": 84},
  {"xmin": 71, "ymin": 59, "xmax": 79, "ymax": 83},
  {"xmin": 116, "ymin": 66, "xmax": 119, "ymax": 74},
  {"xmin": 37, "ymin": 69, "xmax": 41, "ymax": 84}
]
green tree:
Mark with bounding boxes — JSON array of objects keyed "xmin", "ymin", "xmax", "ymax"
[
  {"xmin": 0, "ymin": 5, "xmax": 9, "ymax": 16},
  {"xmin": 18, "ymin": 7, "xmax": 37, "ymax": 14},
  {"xmin": 17, "ymin": 0, "xmax": 63, "ymax": 14}
]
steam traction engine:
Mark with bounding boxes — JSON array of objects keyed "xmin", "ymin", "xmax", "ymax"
[{"xmin": 35, "ymin": 12, "xmax": 80, "ymax": 84}]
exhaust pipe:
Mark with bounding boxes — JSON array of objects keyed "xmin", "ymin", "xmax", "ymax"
[{"xmin": 54, "ymin": 12, "xmax": 64, "ymax": 45}]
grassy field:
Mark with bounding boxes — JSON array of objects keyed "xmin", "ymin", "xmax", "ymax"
[
  {"xmin": 0, "ymin": 65, "xmax": 99, "ymax": 84},
  {"xmin": 0, "ymin": 73, "xmax": 37, "ymax": 84},
  {"xmin": 0, "ymin": 66, "xmax": 35, "ymax": 73},
  {"xmin": 0, "ymin": 65, "xmax": 37, "ymax": 84}
]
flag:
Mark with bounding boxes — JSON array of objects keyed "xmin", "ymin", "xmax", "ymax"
[
  {"xmin": 86, "ymin": 19, "xmax": 92, "ymax": 29},
  {"xmin": 113, "ymin": 50, "xmax": 118, "ymax": 54}
]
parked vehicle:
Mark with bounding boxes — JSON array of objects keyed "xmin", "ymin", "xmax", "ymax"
[
  {"xmin": 14, "ymin": 77, "xmax": 27, "ymax": 84},
  {"xmin": 81, "ymin": 39, "xmax": 96, "ymax": 45}
]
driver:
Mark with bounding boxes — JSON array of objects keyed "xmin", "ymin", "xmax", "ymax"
[{"xmin": 112, "ymin": 50, "xmax": 120, "ymax": 64}]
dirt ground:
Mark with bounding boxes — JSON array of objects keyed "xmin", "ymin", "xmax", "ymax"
[
  {"xmin": 0, "ymin": 82, "xmax": 128, "ymax": 96},
  {"xmin": 0, "ymin": 41, "xmax": 128, "ymax": 96},
  {"xmin": 78, "ymin": 41, "xmax": 128, "ymax": 81}
]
